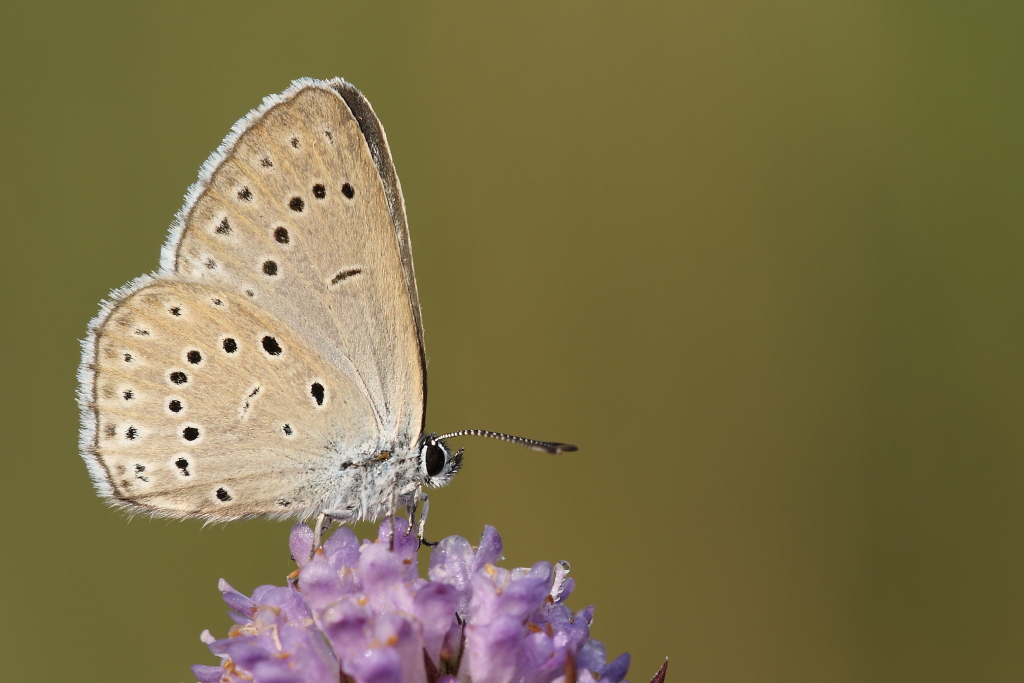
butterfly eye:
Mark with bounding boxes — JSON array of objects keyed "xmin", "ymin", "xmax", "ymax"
[
  {"xmin": 420, "ymin": 437, "xmax": 463, "ymax": 487},
  {"xmin": 424, "ymin": 442, "xmax": 446, "ymax": 477}
]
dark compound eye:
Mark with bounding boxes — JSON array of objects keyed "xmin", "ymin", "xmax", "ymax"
[{"xmin": 424, "ymin": 442, "xmax": 446, "ymax": 477}]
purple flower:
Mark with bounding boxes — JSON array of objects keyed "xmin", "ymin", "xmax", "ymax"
[{"xmin": 193, "ymin": 519, "xmax": 651, "ymax": 683}]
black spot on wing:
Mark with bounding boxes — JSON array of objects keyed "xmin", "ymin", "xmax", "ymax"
[
  {"xmin": 262, "ymin": 336, "xmax": 282, "ymax": 356},
  {"xmin": 330, "ymin": 268, "xmax": 362, "ymax": 286},
  {"xmin": 310, "ymin": 382, "xmax": 325, "ymax": 406}
]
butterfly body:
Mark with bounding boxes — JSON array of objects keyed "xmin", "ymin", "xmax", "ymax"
[
  {"xmin": 78, "ymin": 79, "xmax": 444, "ymax": 522},
  {"xmin": 78, "ymin": 78, "xmax": 569, "ymax": 530}
]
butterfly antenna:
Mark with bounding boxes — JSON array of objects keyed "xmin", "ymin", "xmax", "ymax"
[{"xmin": 434, "ymin": 429, "xmax": 578, "ymax": 454}]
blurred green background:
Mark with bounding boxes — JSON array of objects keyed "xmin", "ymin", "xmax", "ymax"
[{"xmin": 2, "ymin": 2, "xmax": 1023, "ymax": 681}]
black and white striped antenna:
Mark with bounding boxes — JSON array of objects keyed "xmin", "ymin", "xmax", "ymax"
[{"xmin": 434, "ymin": 429, "xmax": 577, "ymax": 454}]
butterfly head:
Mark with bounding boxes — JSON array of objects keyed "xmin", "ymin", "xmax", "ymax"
[{"xmin": 418, "ymin": 434, "xmax": 463, "ymax": 488}]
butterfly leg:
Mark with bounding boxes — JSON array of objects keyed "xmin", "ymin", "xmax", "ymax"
[
  {"xmin": 309, "ymin": 512, "xmax": 328, "ymax": 553},
  {"xmin": 401, "ymin": 487, "xmax": 434, "ymax": 545},
  {"xmin": 316, "ymin": 509, "xmax": 354, "ymax": 548},
  {"xmin": 388, "ymin": 482, "xmax": 400, "ymax": 550},
  {"xmin": 417, "ymin": 492, "xmax": 436, "ymax": 546},
  {"xmin": 403, "ymin": 485, "xmax": 421, "ymax": 537}
]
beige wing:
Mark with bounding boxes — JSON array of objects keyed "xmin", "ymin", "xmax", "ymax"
[
  {"xmin": 82, "ymin": 280, "xmax": 380, "ymax": 519},
  {"xmin": 167, "ymin": 80, "xmax": 425, "ymax": 445},
  {"xmin": 78, "ymin": 79, "xmax": 425, "ymax": 519}
]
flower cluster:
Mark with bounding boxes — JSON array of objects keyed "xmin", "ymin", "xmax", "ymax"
[{"xmin": 193, "ymin": 518, "xmax": 636, "ymax": 683}]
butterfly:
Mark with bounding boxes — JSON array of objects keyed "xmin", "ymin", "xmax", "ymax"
[{"xmin": 77, "ymin": 78, "xmax": 575, "ymax": 539}]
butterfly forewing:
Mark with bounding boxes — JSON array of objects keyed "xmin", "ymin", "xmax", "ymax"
[
  {"xmin": 79, "ymin": 80, "xmax": 426, "ymax": 520},
  {"xmin": 171, "ymin": 84, "xmax": 423, "ymax": 444}
]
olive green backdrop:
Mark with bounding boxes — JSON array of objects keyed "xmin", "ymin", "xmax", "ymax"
[{"xmin": 2, "ymin": 2, "xmax": 1023, "ymax": 682}]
